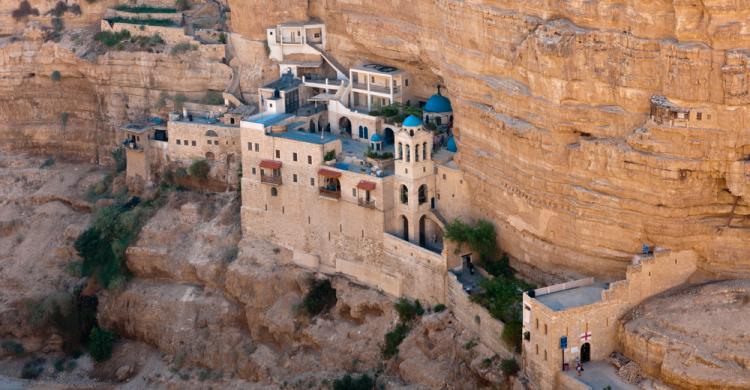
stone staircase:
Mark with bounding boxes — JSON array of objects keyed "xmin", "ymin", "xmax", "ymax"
[{"xmin": 309, "ymin": 44, "xmax": 349, "ymax": 80}]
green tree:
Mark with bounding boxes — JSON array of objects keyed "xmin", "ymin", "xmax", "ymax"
[
  {"xmin": 88, "ymin": 327, "xmax": 115, "ymax": 362},
  {"xmin": 188, "ymin": 159, "xmax": 210, "ymax": 181}
]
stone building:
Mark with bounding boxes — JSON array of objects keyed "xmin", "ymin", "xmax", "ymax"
[{"xmin": 522, "ymin": 249, "xmax": 699, "ymax": 389}]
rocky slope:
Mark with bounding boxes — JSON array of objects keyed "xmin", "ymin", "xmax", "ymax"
[
  {"xmin": 97, "ymin": 192, "xmax": 510, "ymax": 388},
  {"xmin": 619, "ymin": 280, "xmax": 750, "ymax": 389},
  {"xmin": 225, "ymin": 0, "xmax": 750, "ymax": 282}
]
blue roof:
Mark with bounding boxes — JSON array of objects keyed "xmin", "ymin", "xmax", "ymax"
[
  {"xmin": 370, "ymin": 133, "xmax": 383, "ymax": 142},
  {"xmin": 424, "ymin": 93, "xmax": 452, "ymax": 113},
  {"xmin": 403, "ymin": 115, "xmax": 422, "ymax": 127},
  {"xmin": 247, "ymin": 113, "xmax": 293, "ymax": 126},
  {"xmin": 447, "ymin": 136, "xmax": 457, "ymax": 152}
]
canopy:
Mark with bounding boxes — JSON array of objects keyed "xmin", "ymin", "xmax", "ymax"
[
  {"xmin": 318, "ymin": 168, "xmax": 342, "ymax": 178},
  {"xmin": 259, "ymin": 160, "xmax": 282, "ymax": 169},
  {"xmin": 356, "ymin": 180, "xmax": 376, "ymax": 191}
]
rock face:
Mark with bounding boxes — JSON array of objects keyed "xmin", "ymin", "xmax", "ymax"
[
  {"xmin": 619, "ymin": 280, "xmax": 750, "ymax": 389},
  {"xmin": 98, "ymin": 193, "xmax": 507, "ymax": 387},
  {"xmin": 219, "ymin": 0, "xmax": 750, "ymax": 281}
]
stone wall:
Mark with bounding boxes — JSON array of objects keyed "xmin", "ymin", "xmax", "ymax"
[{"xmin": 100, "ymin": 20, "xmax": 192, "ymax": 46}]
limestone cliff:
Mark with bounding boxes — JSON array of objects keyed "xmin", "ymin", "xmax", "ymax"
[{"xmin": 227, "ymin": 0, "xmax": 750, "ymax": 281}]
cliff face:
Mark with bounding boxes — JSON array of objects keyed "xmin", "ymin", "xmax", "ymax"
[
  {"xmin": 227, "ymin": 0, "xmax": 750, "ymax": 281},
  {"xmin": 0, "ymin": 35, "xmax": 232, "ymax": 161}
]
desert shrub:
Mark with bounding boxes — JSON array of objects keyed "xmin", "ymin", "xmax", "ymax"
[
  {"xmin": 1, "ymin": 340, "xmax": 24, "ymax": 355},
  {"xmin": 365, "ymin": 149, "xmax": 393, "ymax": 160},
  {"xmin": 175, "ymin": 0, "xmax": 190, "ymax": 11},
  {"xmin": 112, "ymin": 148, "xmax": 126, "ymax": 172},
  {"xmin": 134, "ymin": 33, "xmax": 165, "ymax": 48},
  {"xmin": 445, "ymin": 218, "xmax": 497, "ymax": 262},
  {"xmin": 222, "ymin": 246, "xmax": 238, "ymax": 263},
  {"xmin": 482, "ymin": 254, "xmax": 514, "ymax": 279},
  {"xmin": 433, "ymin": 303, "xmax": 446, "ymax": 313},
  {"xmin": 393, "ymin": 298, "xmax": 423, "ymax": 323},
  {"xmin": 201, "ymin": 91, "xmax": 224, "ymax": 105},
  {"xmin": 173, "ymin": 93, "xmax": 187, "ymax": 110},
  {"xmin": 47, "ymin": 1, "xmax": 81, "ymax": 17},
  {"xmin": 463, "ymin": 338, "xmax": 478, "ymax": 350},
  {"xmin": 170, "ymin": 42, "xmax": 197, "ymax": 55},
  {"xmin": 40, "ymin": 157, "xmax": 55, "ymax": 168},
  {"xmin": 155, "ymin": 91, "xmax": 169, "ymax": 109},
  {"xmin": 382, "ymin": 323, "xmax": 409, "ymax": 359},
  {"xmin": 500, "ymin": 358, "xmax": 520, "ymax": 376},
  {"xmin": 88, "ymin": 327, "xmax": 114, "ymax": 362},
  {"xmin": 50, "ymin": 70, "xmax": 61, "ymax": 82},
  {"xmin": 188, "ymin": 159, "xmax": 210, "ymax": 181},
  {"xmin": 333, "ymin": 373, "xmax": 374, "ymax": 390},
  {"xmin": 94, "ymin": 30, "xmax": 131, "ymax": 47},
  {"xmin": 21, "ymin": 357, "xmax": 45, "ymax": 379},
  {"xmin": 12, "ymin": 0, "xmax": 39, "ymax": 20},
  {"xmin": 218, "ymin": 32, "xmax": 226, "ymax": 44},
  {"xmin": 301, "ymin": 279, "xmax": 337, "ymax": 317},
  {"xmin": 501, "ymin": 320, "xmax": 523, "ymax": 352},
  {"xmin": 324, "ymin": 150, "xmax": 336, "ymax": 161}
]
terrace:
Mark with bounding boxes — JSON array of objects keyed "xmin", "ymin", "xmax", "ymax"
[{"xmin": 533, "ymin": 279, "xmax": 608, "ymax": 312}]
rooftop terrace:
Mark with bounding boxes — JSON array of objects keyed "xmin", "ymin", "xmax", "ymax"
[
  {"xmin": 270, "ymin": 129, "xmax": 338, "ymax": 145},
  {"xmin": 245, "ymin": 112, "xmax": 294, "ymax": 127},
  {"xmin": 535, "ymin": 282, "xmax": 608, "ymax": 311}
]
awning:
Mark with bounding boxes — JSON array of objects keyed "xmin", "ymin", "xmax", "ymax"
[
  {"xmin": 260, "ymin": 160, "xmax": 282, "ymax": 169},
  {"xmin": 318, "ymin": 168, "xmax": 342, "ymax": 178},
  {"xmin": 356, "ymin": 180, "xmax": 376, "ymax": 191}
]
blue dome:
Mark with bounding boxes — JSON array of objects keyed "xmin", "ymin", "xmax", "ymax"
[
  {"xmin": 424, "ymin": 94, "xmax": 452, "ymax": 113},
  {"xmin": 370, "ymin": 133, "xmax": 383, "ymax": 142},
  {"xmin": 402, "ymin": 115, "xmax": 422, "ymax": 127},
  {"xmin": 447, "ymin": 136, "xmax": 457, "ymax": 152}
]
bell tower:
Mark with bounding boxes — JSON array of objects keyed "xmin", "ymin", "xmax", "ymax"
[{"xmin": 392, "ymin": 115, "xmax": 435, "ymax": 244}]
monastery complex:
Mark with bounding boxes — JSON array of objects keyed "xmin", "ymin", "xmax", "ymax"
[{"xmin": 118, "ymin": 19, "xmax": 733, "ymax": 390}]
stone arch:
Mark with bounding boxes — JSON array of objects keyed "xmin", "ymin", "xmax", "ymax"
[
  {"xmin": 401, "ymin": 215, "xmax": 409, "ymax": 241},
  {"xmin": 205, "ymin": 152, "xmax": 215, "ymax": 160},
  {"xmin": 384, "ymin": 128, "xmax": 395, "ymax": 144},
  {"xmin": 271, "ymin": 187, "xmax": 278, "ymax": 196},
  {"xmin": 423, "ymin": 142, "xmax": 428, "ymax": 160},
  {"xmin": 400, "ymin": 184, "xmax": 409, "ymax": 204},
  {"xmin": 339, "ymin": 116, "xmax": 352, "ymax": 136},
  {"xmin": 205, "ymin": 129, "xmax": 218, "ymax": 137},
  {"xmin": 419, "ymin": 214, "xmax": 443, "ymax": 253},
  {"xmin": 415, "ymin": 144, "xmax": 420, "ymax": 162},
  {"xmin": 418, "ymin": 184, "xmax": 428, "ymax": 204}
]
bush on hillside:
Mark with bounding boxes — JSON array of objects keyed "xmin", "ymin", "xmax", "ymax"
[
  {"xmin": 94, "ymin": 30, "xmax": 131, "ymax": 47},
  {"xmin": 188, "ymin": 159, "xmax": 210, "ymax": 181},
  {"xmin": 88, "ymin": 327, "xmax": 115, "ymax": 362},
  {"xmin": 393, "ymin": 298, "xmax": 424, "ymax": 323},
  {"xmin": 333, "ymin": 373, "xmax": 375, "ymax": 390},
  {"xmin": 301, "ymin": 279, "xmax": 337, "ymax": 317},
  {"xmin": 382, "ymin": 323, "xmax": 409, "ymax": 359},
  {"xmin": 12, "ymin": 1, "xmax": 39, "ymax": 20},
  {"xmin": 500, "ymin": 358, "xmax": 520, "ymax": 376},
  {"xmin": 170, "ymin": 42, "xmax": 197, "ymax": 55}
]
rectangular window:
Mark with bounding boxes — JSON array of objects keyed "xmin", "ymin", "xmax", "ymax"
[
  {"xmin": 696, "ymin": 112, "xmax": 702, "ymax": 120},
  {"xmin": 352, "ymin": 188, "xmax": 356, "ymax": 197},
  {"xmin": 247, "ymin": 142, "xmax": 252, "ymax": 151},
  {"xmin": 293, "ymin": 152, "xmax": 297, "ymax": 162},
  {"xmin": 207, "ymin": 140, "xmax": 212, "ymax": 145},
  {"xmin": 405, "ymin": 79, "xmax": 409, "ymax": 86},
  {"xmin": 214, "ymin": 140, "xmax": 219, "ymax": 145},
  {"xmin": 276, "ymin": 150, "xmax": 280, "ymax": 158},
  {"xmin": 192, "ymin": 140, "xmax": 196, "ymax": 146},
  {"xmin": 310, "ymin": 177, "xmax": 314, "ymax": 186},
  {"xmin": 307, "ymin": 155, "xmax": 312, "ymax": 164},
  {"xmin": 293, "ymin": 174, "xmax": 297, "ymax": 183},
  {"xmin": 176, "ymin": 139, "xmax": 181, "ymax": 145},
  {"xmin": 255, "ymin": 143, "xmax": 259, "ymax": 152},
  {"xmin": 251, "ymin": 167, "xmax": 256, "ymax": 175}
]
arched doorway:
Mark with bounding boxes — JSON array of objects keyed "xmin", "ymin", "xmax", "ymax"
[
  {"xmin": 581, "ymin": 343, "xmax": 591, "ymax": 363},
  {"xmin": 418, "ymin": 184, "xmax": 428, "ymax": 204},
  {"xmin": 401, "ymin": 215, "xmax": 409, "ymax": 241},
  {"xmin": 384, "ymin": 128, "xmax": 395, "ymax": 145},
  {"xmin": 205, "ymin": 152, "xmax": 215, "ymax": 160},
  {"xmin": 419, "ymin": 215, "xmax": 444, "ymax": 253},
  {"xmin": 339, "ymin": 116, "xmax": 352, "ymax": 137}
]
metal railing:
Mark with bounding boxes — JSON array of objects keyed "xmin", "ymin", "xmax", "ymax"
[
  {"xmin": 261, "ymin": 175, "xmax": 282, "ymax": 185},
  {"xmin": 319, "ymin": 188, "xmax": 341, "ymax": 199}
]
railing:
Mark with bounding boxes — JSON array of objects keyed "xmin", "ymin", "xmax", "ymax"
[
  {"xmin": 261, "ymin": 175, "xmax": 282, "ymax": 185},
  {"xmin": 302, "ymin": 75, "xmax": 343, "ymax": 86},
  {"xmin": 369, "ymin": 84, "xmax": 391, "ymax": 94},
  {"xmin": 319, "ymin": 188, "xmax": 341, "ymax": 199},
  {"xmin": 358, "ymin": 198, "xmax": 376, "ymax": 208},
  {"xmin": 351, "ymin": 82, "xmax": 368, "ymax": 91}
]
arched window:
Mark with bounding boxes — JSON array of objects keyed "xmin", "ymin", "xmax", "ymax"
[
  {"xmin": 409, "ymin": 129, "xmax": 414, "ymax": 137},
  {"xmin": 358, "ymin": 125, "xmax": 364, "ymax": 138},
  {"xmin": 398, "ymin": 143, "xmax": 403, "ymax": 159},
  {"xmin": 422, "ymin": 142, "xmax": 427, "ymax": 160},
  {"xmin": 271, "ymin": 187, "xmax": 278, "ymax": 196},
  {"xmin": 415, "ymin": 144, "xmax": 420, "ymax": 162},
  {"xmin": 363, "ymin": 126, "xmax": 368, "ymax": 139},
  {"xmin": 400, "ymin": 185, "xmax": 409, "ymax": 204},
  {"xmin": 205, "ymin": 130, "xmax": 218, "ymax": 137},
  {"xmin": 418, "ymin": 184, "xmax": 427, "ymax": 204},
  {"xmin": 406, "ymin": 144, "xmax": 411, "ymax": 162}
]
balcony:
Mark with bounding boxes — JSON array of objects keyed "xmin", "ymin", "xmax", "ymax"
[
  {"xmin": 319, "ymin": 188, "xmax": 341, "ymax": 199},
  {"xmin": 261, "ymin": 174, "xmax": 282, "ymax": 185},
  {"xmin": 351, "ymin": 82, "xmax": 368, "ymax": 91},
  {"xmin": 358, "ymin": 198, "xmax": 376, "ymax": 208}
]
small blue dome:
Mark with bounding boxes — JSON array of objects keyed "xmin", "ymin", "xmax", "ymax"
[
  {"xmin": 424, "ymin": 94, "xmax": 452, "ymax": 113},
  {"xmin": 447, "ymin": 136, "xmax": 457, "ymax": 152},
  {"xmin": 370, "ymin": 133, "xmax": 383, "ymax": 142},
  {"xmin": 402, "ymin": 115, "xmax": 422, "ymax": 127}
]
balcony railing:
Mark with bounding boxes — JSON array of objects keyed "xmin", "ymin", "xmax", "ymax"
[
  {"xmin": 351, "ymin": 82, "xmax": 368, "ymax": 91},
  {"xmin": 358, "ymin": 198, "xmax": 376, "ymax": 208},
  {"xmin": 319, "ymin": 188, "xmax": 341, "ymax": 199},
  {"xmin": 261, "ymin": 175, "xmax": 282, "ymax": 185},
  {"xmin": 369, "ymin": 84, "xmax": 391, "ymax": 94}
]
